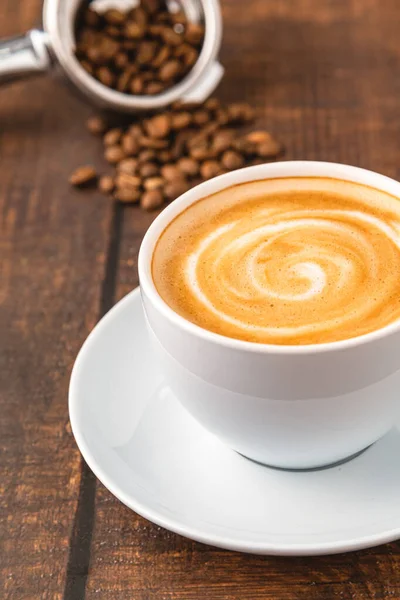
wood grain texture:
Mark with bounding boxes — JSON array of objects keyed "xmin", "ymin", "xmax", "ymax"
[{"xmin": 1, "ymin": 0, "xmax": 400, "ymax": 599}]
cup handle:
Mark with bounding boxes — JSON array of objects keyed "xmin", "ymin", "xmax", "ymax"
[
  {"xmin": 182, "ymin": 61, "xmax": 224, "ymax": 103},
  {"xmin": 0, "ymin": 29, "xmax": 52, "ymax": 85}
]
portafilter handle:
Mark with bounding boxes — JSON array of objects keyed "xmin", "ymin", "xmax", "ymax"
[{"xmin": 0, "ymin": 29, "xmax": 51, "ymax": 85}]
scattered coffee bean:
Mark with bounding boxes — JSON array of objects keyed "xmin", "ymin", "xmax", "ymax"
[
  {"xmin": 117, "ymin": 158, "xmax": 138, "ymax": 174},
  {"xmin": 69, "ymin": 165, "xmax": 97, "ymax": 186},
  {"xmin": 103, "ymin": 128, "xmax": 122, "ymax": 146},
  {"xmin": 140, "ymin": 162, "xmax": 159, "ymax": 177},
  {"xmin": 221, "ymin": 150, "xmax": 245, "ymax": 170},
  {"xmin": 71, "ymin": 99, "xmax": 283, "ymax": 213},
  {"xmin": 104, "ymin": 145, "xmax": 125, "ymax": 164},
  {"xmin": 144, "ymin": 176, "xmax": 164, "ymax": 190},
  {"xmin": 200, "ymin": 160, "xmax": 221, "ymax": 180},
  {"xmin": 98, "ymin": 175, "xmax": 115, "ymax": 194},
  {"xmin": 141, "ymin": 189, "xmax": 164, "ymax": 211},
  {"xmin": 86, "ymin": 116, "xmax": 107, "ymax": 135},
  {"xmin": 114, "ymin": 187, "xmax": 141, "ymax": 203}
]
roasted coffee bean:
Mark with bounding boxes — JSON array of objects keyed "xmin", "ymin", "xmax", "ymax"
[
  {"xmin": 114, "ymin": 187, "xmax": 140, "ymax": 203},
  {"xmin": 193, "ymin": 110, "xmax": 210, "ymax": 126},
  {"xmin": 98, "ymin": 175, "xmax": 115, "ymax": 194},
  {"xmin": 227, "ymin": 102, "xmax": 255, "ymax": 123},
  {"xmin": 190, "ymin": 144, "xmax": 210, "ymax": 161},
  {"xmin": 246, "ymin": 131, "xmax": 272, "ymax": 144},
  {"xmin": 200, "ymin": 160, "xmax": 221, "ymax": 180},
  {"xmin": 161, "ymin": 164, "xmax": 184, "ymax": 182},
  {"xmin": 122, "ymin": 134, "xmax": 140, "ymax": 155},
  {"xmin": 96, "ymin": 66, "xmax": 115, "ymax": 87},
  {"xmin": 145, "ymin": 114, "xmax": 171, "ymax": 138},
  {"xmin": 177, "ymin": 157, "xmax": 199, "ymax": 177},
  {"xmin": 69, "ymin": 165, "xmax": 97, "ymax": 186},
  {"xmin": 103, "ymin": 128, "xmax": 122, "ymax": 146},
  {"xmin": 145, "ymin": 81, "xmax": 164, "ymax": 94},
  {"xmin": 115, "ymin": 172, "xmax": 141, "ymax": 189},
  {"xmin": 171, "ymin": 111, "xmax": 192, "ymax": 130},
  {"xmin": 104, "ymin": 9, "xmax": 125, "ymax": 25},
  {"xmin": 86, "ymin": 116, "xmax": 107, "ymax": 135},
  {"xmin": 185, "ymin": 23, "xmax": 204, "ymax": 45},
  {"xmin": 104, "ymin": 145, "xmax": 125, "ymax": 164},
  {"xmin": 152, "ymin": 46, "xmax": 170, "ymax": 68},
  {"xmin": 140, "ymin": 162, "xmax": 159, "ymax": 178},
  {"xmin": 141, "ymin": 189, "xmax": 164, "ymax": 211},
  {"xmin": 164, "ymin": 179, "xmax": 189, "ymax": 200},
  {"xmin": 124, "ymin": 21, "xmax": 145, "ymax": 39},
  {"xmin": 221, "ymin": 150, "xmax": 245, "ymax": 170},
  {"xmin": 139, "ymin": 136, "xmax": 169, "ymax": 149},
  {"xmin": 84, "ymin": 8, "xmax": 101, "ymax": 28},
  {"xmin": 159, "ymin": 59, "xmax": 181, "ymax": 81},
  {"xmin": 144, "ymin": 176, "xmax": 164, "ymax": 190},
  {"xmin": 256, "ymin": 135, "xmax": 282, "ymax": 157},
  {"xmin": 114, "ymin": 52, "xmax": 129, "ymax": 69},
  {"xmin": 212, "ymin": 129, "xmax": 235, "ymax": 153},
  {"xmin": 117, "ymin": 158, "xmax": 138, "ymax": 174},
  {"xmin": 137, "ymin": 149, "xmax": 156, "ymax": 164},
  {"xmin": 130, "ymin": 76, "xmax": 144, "ymax": 94},
  {"xmin": 161, "ymin": 27, "xmax": 182, "ymax": 46}
]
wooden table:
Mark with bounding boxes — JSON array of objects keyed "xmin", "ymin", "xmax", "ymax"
[{"xmin": 2, "ymin": 1, "xmax": 400, "ymax": 598}]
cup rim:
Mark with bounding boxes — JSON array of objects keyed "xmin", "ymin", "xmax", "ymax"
[{"xmin": 138, "ymin": 160, "xmax": 400, "ymax": 355}]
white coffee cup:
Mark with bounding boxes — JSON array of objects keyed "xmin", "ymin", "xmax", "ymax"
[{"xmin": 138, "ymin": 161, "xmax": 400, "ymax": 469}]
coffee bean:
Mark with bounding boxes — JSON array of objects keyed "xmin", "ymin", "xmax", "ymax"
[
  {"xmin": 152, "ymin": 45, "xmax": 170, "ymax": 68},
  {"xmin": 221, "ymin": 150, "xmax": 245, "ymax": 170},
  {"xmin": 115, "ymin": 172, "xmax": 141, "ymax": 189},
  {"xmin": 116, "ymin": 70, "xmax": 132, "ymax": 92},
  {"xmin": 171, "ymin": 111, "xmax": 192, "ymax": 130},
  {"xmin": 161, "ymin": 27, "xmax": 182, "ymax": 46},
  {"xmin": 159, "ymin": 59, "xmax": 181, "ymax": 81},
  {"xmin": 144, "ymin": 176, "xmax": 164, "ymax": 190},
  {"xmin": 136, "ymin": 41, "xmax": 157, "ymax": 65},
  {"xmin": 103, "ymin": 128, "xmax": 122, "ymax": 146},
  {"xmin": 104, "ymin": 145, "xmax": 125, "ymax": 164},
  {"xmin": 142, "ymin": 0, "xmax": 161, "ymax": 15},
  {"xmin": 177, "ymin": 157, "xmax": 199, "ymax": 177},
  {"xmin": 246, "ymin": 131, "xmax": 272, "ymax": 144},
  {"xmin": 140, "ymin": 162, "xmax": 159, "ymax": 178},
  {"xmin": 141, "ymin": 189, "xmax": 164, "ymax": 211},
  {"xmin": 69, "ymin": 165, "xmax": 97, "ymax": 186},
  {"xmin": 117, "ymin": 158, "xmax": 138, "ymax": 174},
  {"xmin": 185, "ymin": 23, "xmax": 204, "ymax": 45},
  {"xmin": 158, "ymin": 150, "xmax": 174, "ymax": 163},
  {"xmin": 114, "ymin": 187, "xmax": 141, "ymax": 203},
  {"xmin": 122, "ymin": 134, "xmax": 140, "ymax": 156},
  {"xmin": 190, "ymin": 144, "xmax": 210, "ymax": 161},
  {"xmin": 114, "ymin": 52, "xmax": 129, "ymax": 69},
  {"xmin": 145, "ymin": 113, "xmax": 171, "ymax": 138},
  {"xmin": 98, "ymin": 175, "xmax": 115, "ymax": 194},
  {"xmin": 257, "ymin": 135, "xmax": 282, "ymax": 157},
  {"xmin": 193, "ymin": 110, "xmax": 210, "ymax": 126},
  {"xmin": 130, "ymin": 76, "xmax": 144, "ymax": 94},
  {"xmin": 84, "ymin": 8, "xmax": 101, "ymax": 28},
  {"xmin": 200, "ymin": 160, "xmax": 221, "ymax": 180},
  {"xmin": 104, "ymin": 9, "xmax": 125, "ymax": 25},
  {"xmin": 80, "ymin": 60, "xmax": 94, "ymax": 75},
  {"xmin": 145, "ymin": 81, "xmax": 164, "ymax": 95},
  {"xmin": 86, "ymin": 116, "xmax": 107, "ymax": 135},
  {"xmin": 227, "ymin": 103, "xmax": 255, "ymax": 123},
  {"xmin": 137, "ymin": 149, "xmax": 157, "ymax": 164},
  {"xmin": 140, "ymin": 136, "xmax": 169, "ymax": 149},
  {"xmin": 164, "ymin": 180, "xmax": 189, "ymax": 200},
  {"xmin": 124, "ymin": 21, "xmax": 145, "ymax": 39},
  {"xmin": 96, "ymin": 66, "xmax": 115, "ymax": 87},
  {"xmin": 161, "ymin": 164, "xmax": 184, "ymax": 182},
  {"xmin": 212, "ymin": 130, "xmax": 234, "ymax": 154},
  {"xmin": 128, "ymin": 124, "xmax": 142, "ymax": 138},
  {"xmin": 205, "ymin": 97, "xmax": 220, "ymax": 111}
]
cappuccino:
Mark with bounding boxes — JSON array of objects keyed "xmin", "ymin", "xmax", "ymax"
[{"xmin": 152, "ymin": 177, "xmax": 400, "ymax": 345}]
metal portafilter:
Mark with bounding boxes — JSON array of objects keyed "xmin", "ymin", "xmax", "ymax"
[{"xmin": 0, "ymin": 0, "xmax": 223, "ymax": 112}]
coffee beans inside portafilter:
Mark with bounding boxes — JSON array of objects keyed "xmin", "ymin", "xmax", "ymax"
[
  {"xmin": 69, "ymin": 98, "xmax": 283, "ymax": 211},
  {"xmin": 75, "ymin": 0, "xmax": 204, "ymax": 96}
]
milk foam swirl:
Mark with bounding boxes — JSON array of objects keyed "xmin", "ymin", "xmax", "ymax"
[{"xmin": 153, "ymin": 178, "xmax": 400, "ymax": 344}]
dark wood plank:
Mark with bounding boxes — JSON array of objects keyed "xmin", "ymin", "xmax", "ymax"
[
  {"xmin": 86, "ymin": 0, "xmax": 400, "ymax": 598},
  {"xmin": 0, "ymin": 4, "xmax": 115, "ymax": 599}
]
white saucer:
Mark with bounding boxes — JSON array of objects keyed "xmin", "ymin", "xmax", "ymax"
[{"xmin": 69, "ymin": 288, "xmax": 400, "ymax": 556}]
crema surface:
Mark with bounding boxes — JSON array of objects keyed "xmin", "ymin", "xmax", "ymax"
[{"xmin": 152, "ymin": 178, "xmax": 400, "ymax": 345}]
